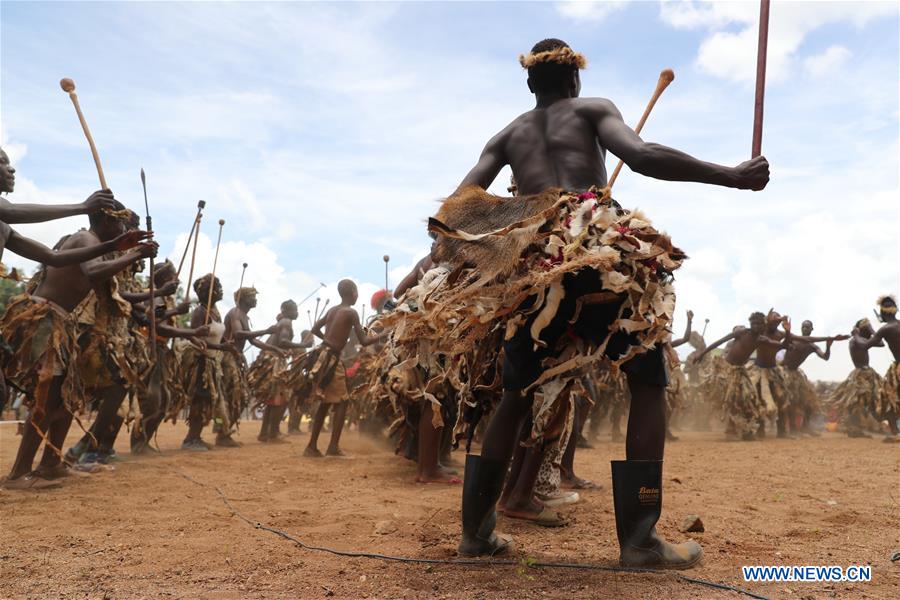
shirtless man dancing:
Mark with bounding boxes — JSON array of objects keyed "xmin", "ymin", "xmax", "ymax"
[
  {"xmin": 832, "ymin": 318, "xmax": 885, "ymax": 437},
  {"xmin": 2, "ymin": 200, "xmax": 155, "ymax": 488},
  {"xmin": 251, "ymin": 299, "xmax": 309, "ymax": 443},
  {"xmin": 747, "ymin": 311, "xmax": 791, "ymax": 438},
  {"xmin": 221, "ymin": 287, "xmax": 279, "ymax": 446},
  {"xmin": 780, "ymin": 320, "xmax": 848, "ymax": 436},
  {"xmin": 697, "ymin": 313, "xmax": 783, "ymax": 441},
  {"xmin": 305, "ymin": 280, "xmax": 387, "ymax": 457},
  {"xmin": 453, "ymin": 39, "xmax": 768, "ymax": 568},
  {"xmin": 861, "ymin": 296, "xmax": 900, "ymax": 441}
]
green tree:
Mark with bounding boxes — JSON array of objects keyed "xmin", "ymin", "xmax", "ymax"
[{"xmin": 0, "ymin": 278, "xmax": 25, "ymax": 316}]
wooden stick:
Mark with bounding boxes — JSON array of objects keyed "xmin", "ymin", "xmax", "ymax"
[
  {"xmin": 235, "ymin": 262, "xmax": 248, "ymax": 305},
  {"xmin": 752, "ymin": 0, "xmax": 771, "ymax": 158},
  {"xmin": 204, "ymin": 219, "xmax": 225, "ymax": 326},
  {"xmin": 184, "ymin": 209, "xmax": 204, "ymax": 304},
  {"xmin": 298, "ymin": 282, "xmax": 326, "ymax": 307},
  {"xmin": 176, "ymin": 200, "xmax": 205, "ymax": 279},
  {"xmin": 60, "ymin": 78, "xmax": 107, "ymax": 189},
  {"xmin": 318, "ymin": 299, "xmax": 330, "ymax": 322},
  {"xmin": 607, "ymin": 69, "xmax": 675, "ymax": 190},
  {"xmin": 140, "ymin": 168, "xmax": 156, "ymax": 361}
]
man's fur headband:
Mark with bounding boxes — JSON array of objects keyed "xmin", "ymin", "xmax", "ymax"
[
  {"xmin": 100, "ymin": 207, "xmax": 135, "ymax": 223},
  {"xmin": 877, "ymin": 295, "xmax": 897, "ymax": 314},
  {"xmin": 519, "ymin": 46, "xmax": 588, "ymax": 70},
  {"xmin": 234, "ymin": 286, "xmax": 258, "ymax": 303}
]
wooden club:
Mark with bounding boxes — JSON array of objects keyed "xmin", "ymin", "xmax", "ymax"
[
  {"xmin": 607, "ymin": 68, "xmax": 675, "ymax": 191},
  {"xmin": 60, "ymin": 78, "xmax": 108, "ymax": 189}
]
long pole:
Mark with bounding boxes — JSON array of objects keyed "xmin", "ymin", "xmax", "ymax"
[
  {"xmin": 184, "ymin": 208, "xmax": 204, "ymax": 304},
  {"xmin": 176, "ymin": 200, "xmax": 205, "ymax": 279},
  {"xmin": 236, "ymin": 262, "xmax": 248, "ymax": 306},
  {"xmin": 752, "ymin": 0, "xmax": 771, "ymax": 158},
  {"xmin": 140, "ymin": 168, "xmax": 156, "ymax": 361},
  {"xmin": 298, "ymin": 282, "xmax": 326, "ymax": 307},
  {"xmin": 204, "ymin": 219, "xmax": 225, "ymax": 326}
]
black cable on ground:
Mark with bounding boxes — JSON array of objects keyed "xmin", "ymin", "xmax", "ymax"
[{"xmin": 177, "ymin": 471, "xmax": 769, "ymax": 600}]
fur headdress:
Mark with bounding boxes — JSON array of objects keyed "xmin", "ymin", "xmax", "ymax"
[
  {"xmin": 877, "ymin": 295, "xmax": 897, "ymax": 315},
  {"xmin": 519, "ymin": 46, "xmax": 587, "ymax": 70},
  {"xmin": 101, "ymin": 207, "xmax": 134, "ymax": 222},
  {"xmin": 193, "ymin": 273, "xmax": 217, "ymax": 295},
  {"xmin": 234, "ymin": 286, "xmax": 258, "ymax": 304},
  {"xmin": 152, "ymin": 259, "xmax": 174, "ymax": 276}
]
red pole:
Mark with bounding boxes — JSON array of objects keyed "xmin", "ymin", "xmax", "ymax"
[{"xmin": 752, "ymin": 0, "xmax": 771, "ymax": 158}]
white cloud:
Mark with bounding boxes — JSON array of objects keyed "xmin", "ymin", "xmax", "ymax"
[
  {"xmin": 803, "ymin": 45, "xmax": 851, "ymax": 77},
  {"xmin": 557, "ymin": 1, "xmax": 629, "ymax": 22},
  {"xmin": 0, "ymin": 126, "xmax": 28, "ymax": 164},
  {"xmin": 659, "ymin": 0, "xmax": 896, "ymax": 84}
]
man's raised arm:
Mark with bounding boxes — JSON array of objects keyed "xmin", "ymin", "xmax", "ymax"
[{"xmin": 590, "ymin": 99, "xmax": 769, "ymax": 191}]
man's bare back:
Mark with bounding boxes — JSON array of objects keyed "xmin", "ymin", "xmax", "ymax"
[{"xmin": 849, "ymin": 335, "xmax": 875, "ymax": 368}]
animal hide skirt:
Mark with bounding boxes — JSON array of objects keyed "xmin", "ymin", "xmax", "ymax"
[{"xmin": 371, "ymin": 186, "xmax": 685, "ymax": 446}]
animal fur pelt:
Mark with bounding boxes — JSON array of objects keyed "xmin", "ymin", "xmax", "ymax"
[{"xmin": 366, "ymin": 186, "xmax": 685, "ymax": 445}]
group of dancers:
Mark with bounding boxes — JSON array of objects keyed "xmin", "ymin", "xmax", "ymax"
[
  {"xmin": 2, "ymin": 38, "xmax": 897, "ymax": 573},
  {"xmin": 0, "ymin": 144, "xmax": 388, "ymax": 489}
]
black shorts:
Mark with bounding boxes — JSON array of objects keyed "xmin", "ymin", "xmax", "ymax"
[{"xmin": 502, "ymin": 269, "xmax": 667, "ymax": 391}]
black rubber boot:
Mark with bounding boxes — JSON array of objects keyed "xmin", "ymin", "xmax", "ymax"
[
  {"xmin": 457, "ymin": 454, "xmax": 513, "ymax": 557},
  {"xmin": 611, "ymin": 460, "xmax": 702, "ymax": 570}
]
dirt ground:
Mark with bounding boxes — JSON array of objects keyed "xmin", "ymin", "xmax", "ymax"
[{"xmin": 0, "ymin": 419, "xmax": 897, "ymax": 599}]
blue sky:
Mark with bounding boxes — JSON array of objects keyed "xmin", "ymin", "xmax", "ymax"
[{"xmin": 1, "ymin": 1, "xmax": 898, "ymax": 380}]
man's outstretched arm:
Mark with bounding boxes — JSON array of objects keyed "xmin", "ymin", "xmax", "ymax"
[
  {"xmin": 5, "ymin": 228, "xmax": 147, "ymax": 267},
  {"xmin": 0, "ymin": 190, "xmax": 118, "ymax": 224},
  {"xmin": 351, "ymin": 312, "xmax": 389, "ymax": 347},
  {"xmin": 591, "ymin": 99, "xmax": 769, "ymax": 191},
  {"xmin": 696, "ymin": 330, "xmax": 738, "ymax": 360}
]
